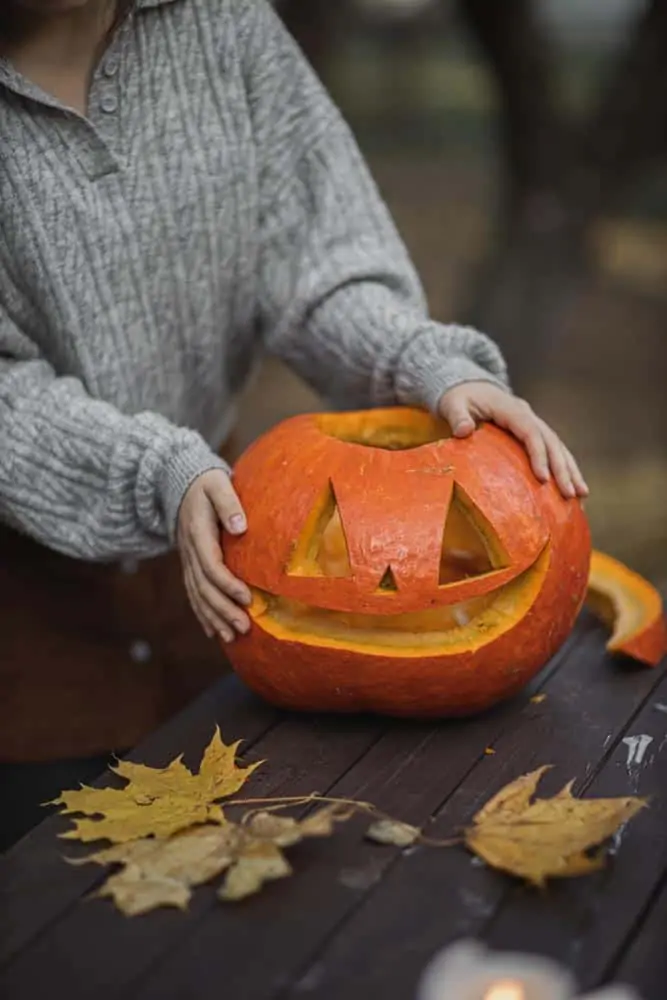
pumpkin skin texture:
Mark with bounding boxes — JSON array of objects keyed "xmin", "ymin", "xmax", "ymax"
[{"xmin": 222, "ymin": 408, "xmax": 591, "ymax": 718}]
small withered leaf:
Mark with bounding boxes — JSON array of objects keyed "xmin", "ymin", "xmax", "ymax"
[{"xmin": 366, "ymin": 818, "xmax": 420, "ymax": 848}]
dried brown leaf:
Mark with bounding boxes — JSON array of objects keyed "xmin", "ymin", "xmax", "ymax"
[
  {"xmin": 244, "ymin": 813, "xmax": 303, "ymax": 848},
  {"xmin": 86, "ymin": 801, "xmax": 356, "ymax": 914},
  {"xmin": 243, "ymin": 804, "xmax": 352, "ymax": 846},
  {"xmin": 465, "ymin": 767, "xmax": 646, "ymax": 886},
  {"xmin": 219, "ymin": 841, "xmax": 292, "ymax": 902},
  {"xmin": 88, "ymin": 824, "xmax": 243, "ymax": 915},
  {"xmin": 51, "ymin": 727, "xmax": 261, "ymax": 844}
]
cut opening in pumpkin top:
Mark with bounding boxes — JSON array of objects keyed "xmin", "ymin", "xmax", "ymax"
[{"xmin": 317, "ymin": 410, "xmax": 451, "ymax": 450}]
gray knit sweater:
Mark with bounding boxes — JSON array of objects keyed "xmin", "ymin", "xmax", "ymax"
[{"xmin": 0, "ymin": 0, "xmax": 508, "ymax": 563}]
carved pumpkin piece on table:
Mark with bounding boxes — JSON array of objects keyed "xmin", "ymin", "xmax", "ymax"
[
  {"xmin": 586, "ymin": 550, "xmax": 667, "ymax": 666},
  {"xmin": 223, "ymin": 408, "xmax": 592, "ymax": 717}
]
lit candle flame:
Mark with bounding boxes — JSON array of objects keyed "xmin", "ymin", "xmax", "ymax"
[{"xmin": 483, "ymin": 981, "xmax": 526, "ymax": 1000}]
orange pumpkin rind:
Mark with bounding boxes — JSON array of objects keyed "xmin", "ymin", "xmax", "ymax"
[{"xmin": 587, "ymin": 550, "xmax": 667, "ymax": 667}]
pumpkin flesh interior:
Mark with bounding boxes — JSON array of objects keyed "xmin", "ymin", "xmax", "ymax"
[
  {"xmin": 250, "ymin": 545, "xmax": 549, "ymax": 657},
  {"xmin": 316, "ymin": 410, "xmax": 451, "ymax": 450},
  {"xmin": 587, "ymin": 550, "xmax": 663, "ymax": 647}
]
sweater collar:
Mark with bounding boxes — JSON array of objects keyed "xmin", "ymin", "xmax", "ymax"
[{"xmin": 0, "ymin": 0, "xmax": 182, "ymax": 101}]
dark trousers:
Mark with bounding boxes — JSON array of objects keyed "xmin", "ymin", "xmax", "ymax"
[{"xmin": 0, "ymin": 753, "xmax": 119, "ymax": 853}]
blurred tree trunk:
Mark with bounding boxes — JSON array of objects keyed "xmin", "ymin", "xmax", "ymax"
[
  {"xmin": 278, "ymin": 0, "xmax": 667, "ymax": 391},
  {"xmin": 277, "ymin": 0, "xmax": 339, "ymax": 78},
  {"xmin": 458, "ymin": 0, "xmax": 667, "ymax": 389}
]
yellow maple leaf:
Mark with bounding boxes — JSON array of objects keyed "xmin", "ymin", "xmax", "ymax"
[
  {"xmin": 465, "ymin": 766, "xmax": 646, "ymax": 887},
  {"xmin": 83, "ymin": 804, "xmax": 351, "ymax": 915},
  {"xmin": 51, "ymin": 727, "xmax": 262, "ymax": 844}
]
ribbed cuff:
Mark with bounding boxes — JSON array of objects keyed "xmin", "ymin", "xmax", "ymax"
[
  {"xmin": 394, "ymin": 324, "xmax": 510, "ymax": 413},
  {"xmin": 159, "ymin": 436, "xmax": 231, "ymax": 543}
]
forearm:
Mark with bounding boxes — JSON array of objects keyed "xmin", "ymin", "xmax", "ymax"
[
  {"xmin": 0, "ymin": 357, "xmax": 228, "ymax": 561},
  {"xmin": 260, "ymin": 118, "xmax": 509, "ymax": 410}
]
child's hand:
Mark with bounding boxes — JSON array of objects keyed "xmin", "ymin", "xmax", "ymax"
[
  {"xmin": 438, "ymin": 382, "xmax": 588, "ymax": 500},
  {"xmin": 176, "ymin": 469, "xmax": 252, "ymax": 642}
]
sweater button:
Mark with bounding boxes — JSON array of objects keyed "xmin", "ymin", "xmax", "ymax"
[
  {"xmin": 103, "ymin": 57, "xmax": 119, "ymax": 78},
  {"xmin": 129, "ymin": 640, "xmax": 152, "ymax": 664},
  {"xmin": 100, "ymin": 93, "xmax": 118, "ymax": 114}
]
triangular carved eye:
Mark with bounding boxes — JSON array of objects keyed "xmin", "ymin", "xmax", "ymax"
[
  {"xmin": 439, "ymin": 486, "xmax": 506, "ymax": 585},
  {"xmin": 376, "ymin": 566, "xmax": 398, "ymax": 593},
  {"xmin": 286, "ymin": 481, "xmax": 352, "ymax": 578}
]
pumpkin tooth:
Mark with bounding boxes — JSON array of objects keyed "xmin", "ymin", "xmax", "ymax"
[
  {"xmin": 453, "ymin": 606, "xmax": 471, "ymax": 627},
  {"xmin": 250, "ymin": 592, "xmax": 269, "ymax": 618}
]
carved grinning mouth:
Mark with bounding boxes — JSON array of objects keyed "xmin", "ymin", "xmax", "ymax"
[
  {"xmin": 247, "ymin": 484, "xmax": 550, "ymax": 657},
  {"xmin": 249, "ymin": 554, "xmax": 548, "ymax": 655}
]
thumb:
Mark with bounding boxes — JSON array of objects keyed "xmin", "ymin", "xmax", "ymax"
[
  {"xmin": 439, "ymin": 393, "xmax": 476, "ymax": 438},
  {"xmin": 204, "ymin": 471, "xmax": 247, "ymax": 535}
]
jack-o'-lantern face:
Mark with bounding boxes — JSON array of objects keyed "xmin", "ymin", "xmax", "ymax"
[{"xmin": 223, "ymin": 409, "xmax": 590, "ymax": 717}]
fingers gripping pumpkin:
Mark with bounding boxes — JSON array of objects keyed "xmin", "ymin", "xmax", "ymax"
[{"xmin": 222, "ymin": 408, "xmax": 591, "ymax": 717}]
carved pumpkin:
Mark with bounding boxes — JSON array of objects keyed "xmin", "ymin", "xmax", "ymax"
[{"xmin": 222, "ymin": 408, "xmax": 591, "ymax": 717}]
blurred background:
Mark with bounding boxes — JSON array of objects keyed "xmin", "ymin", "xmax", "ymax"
[{"xmin": 236, "ymin": 0, "xmax": 667, "ymax": 583}]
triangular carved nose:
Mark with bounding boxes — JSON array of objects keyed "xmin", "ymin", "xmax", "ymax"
[{"xmin": 376, "ymin": 566, "xmax": 399, "ymax": 593}]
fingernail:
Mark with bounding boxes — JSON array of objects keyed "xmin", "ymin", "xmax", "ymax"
[
  {"xmin": 220, "ymin": 630, "xmax": 234, "ymax": 644},
  {"xmin": 237, "ymin": 590, "xmax": 252, "ymax": 606},
  {"xmin": 234, "ymin": 619, "xmax": 250, "ymax": 635},
  {"xmin": 228, "ymin": 514, "xmax": 247, "ymax": 534}
]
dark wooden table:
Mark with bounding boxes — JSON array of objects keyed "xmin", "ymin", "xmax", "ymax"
[{"xmin": 2, "ymin": 612, "xmax": 667, "ymax": 1000}]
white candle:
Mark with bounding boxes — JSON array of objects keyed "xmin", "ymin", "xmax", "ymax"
[
  {"xmin": 484, "ymin": 983, "xmax": 527, "ymax": 1000},
  {"xmin": 417, "ymin": 941, "xmax": 641, "ymax": 1000},
  {"xmin": 418, "ymin": 941, "xmax": 574, "ymax": 1000}
]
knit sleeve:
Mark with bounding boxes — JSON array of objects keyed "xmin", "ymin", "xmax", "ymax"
[
  {"xmin": 237, "ymin": 0, "xmax": 509, "ymax": 412},
  {"xmin": 0, "ymin": 305, "xmax": 229, "ymax": 561}
]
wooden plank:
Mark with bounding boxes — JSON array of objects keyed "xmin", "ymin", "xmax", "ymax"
[
  {"xmin": 612, "ymin": 875, "xmax": 667, "ymax": 1000},
  {"xmin": 484, "ymin": 675, "xmax": 667, "ymax": 995},
  {"xmin": 0, "ymin": 676, "xmax": 279, "ymax": 968},
  {"xmin": 113, "ymin": 622, "xmax": 617, "ymax": 1000},
  {"xmin": 275, "ymin": 627, "xmax": 667, "ymax": 1000},
  {"xmin": 0, "ymin": 702, "xmax": 386, "ymax": 1000},
  {"xmin": 0, "ymin": 622, "xmax": 578, "ymax": 1000}
]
